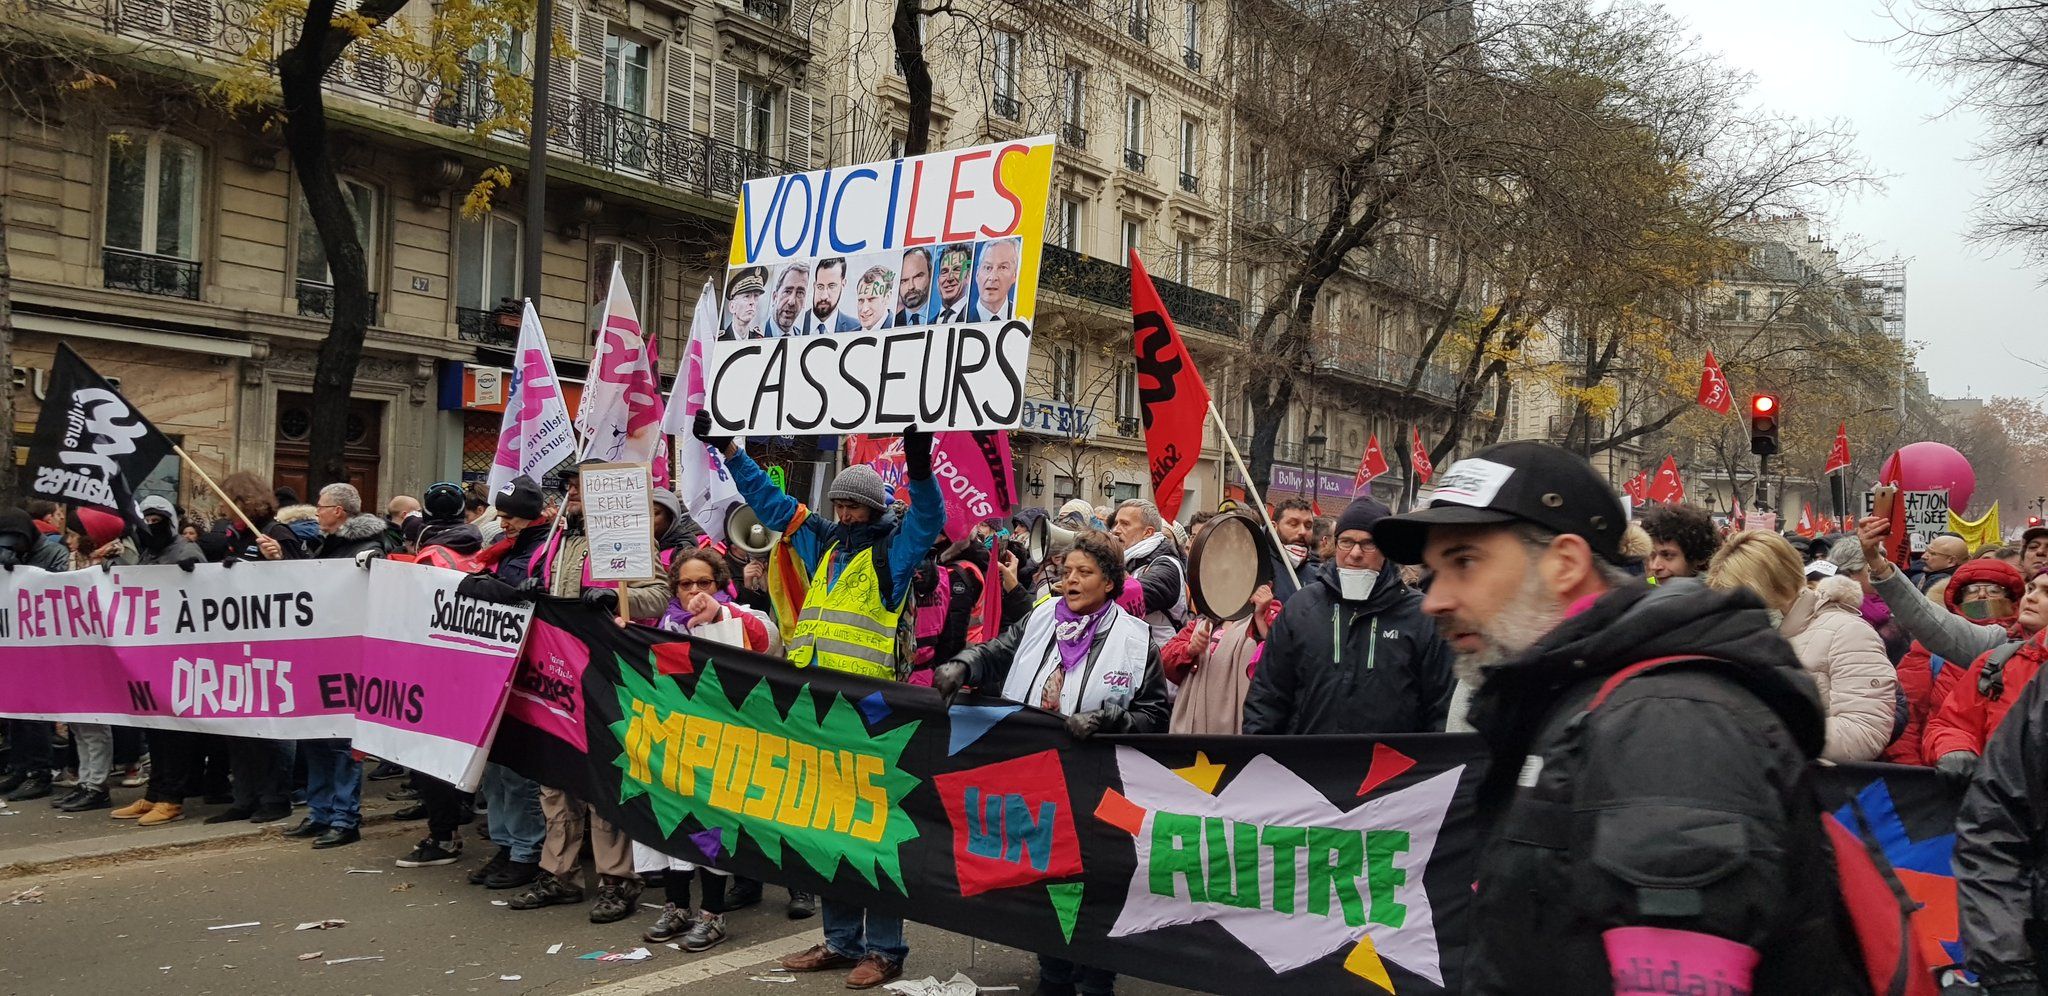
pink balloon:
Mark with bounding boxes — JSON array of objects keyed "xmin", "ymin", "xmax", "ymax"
[{"xmin": 1879, "ymin": 441, "xmax": 1977, "ymax": 511}]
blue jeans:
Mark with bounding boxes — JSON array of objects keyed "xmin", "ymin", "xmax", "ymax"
[
  {"xmin": 1038, "ymin": 956, "xmax": 1117, "ymax": 995},
  {"xmin": 822, "ymin": 899, "xmax": 907, "ymax": 963},
  {"xmin": 482, "ymin": 763, "xmax": 545, "ymax": 863},
  {"xmin": 301, "ymin": 739, "xmax": 360, "ymax": 829}
]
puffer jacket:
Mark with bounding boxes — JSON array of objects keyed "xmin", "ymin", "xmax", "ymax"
[
  {"xmin": 317, "ymin": 513, "xmax": 396, "ymax": 560},
  {"xmin": 1886, "ymin": 558, "xmax": 2027, "ymax": 764},
  {"xmin": 1779, "ymin": 575, "xmax": 1897, "ymax": 762},
  {"xmin": 1955, "ymin": 633, "xmax": 2048, "ymax": 989},
  {"xmin": 1464, "ymin": 580, "xmax": 1860, "ymax": 994},
  {"xmin": 1924, "ymin": 629, "xmax": 2046, "ymax": 760}
]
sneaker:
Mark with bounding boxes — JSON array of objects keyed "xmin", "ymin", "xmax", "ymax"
[
  {"xmin": 588, "ymin": 879, "xmax": 635, "ymax": 925},
  {"xmin": 4, "ymin": 774, "xmax": 52, "ymax": 802},
  {"xmin": 119, "ymin": 758, "xmax": 150, "ymax": 788},
  {"xmin": 385, "ymin": 785, "xmax": 421, "ymax": 802},
  {"xmin": 468, "ymin": 846, "xmax": 512, "ymax": 885},
  {"xmin": 54, "ymin": 768, "xmax": 78, "ymax": 788},
  {"xmin": 393, "ymin": 803, "xmax": 427, "ymax": 821},
  {"xmin": 204, "ymin": 807, "xmax": 255, "ymax": 825},
  {"xmin": 111, "ymin": 798, "xmax": 158, "ymax": 820},
  {"xmin": 396, "ymin": 837, "xmax": 462, "ymax": 867},
  {"xmin": 725, "ymin": 878, "xmax": 763, "ymax": 910},
  {"xmin": 643, "ymin": 902, "xmax": 691, "ymax": 944},
  {"xmin": 508, "ymin": 871, "xmax": 584, "ymax": 910},
  {"xmin": 367, "ymin": 761, "xmax": 408, "ymax": 781},
  {"xmin": 786, "ymin": 891, "xmax": 818, "ymax": 920},
  {"xmin": 58, "ymin": 789, "xmax": 111, "ymax": 812},
  {"xmin": 680, "ymin": 911, "xmax": 728, "ymax": 953},
  {"xmin": 136, "ymin": 802, "xmax": 184, "ymax": 826},
  {"xmin": 844, "ymin": 953, "xmax": 904, "ymax": 990},
  {"xmin": 50, "ymin": 787, "xmax": 89, "ymax": 809},
  {"xmin": 485, "ymin": 860, "xmax": 541, "ymax": 890},
  {"xmin": 0, "ymin": 771, "xmax": 25, "ymax": 795}
]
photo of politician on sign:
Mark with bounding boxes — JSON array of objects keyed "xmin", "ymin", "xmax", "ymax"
[{"xmin": 709, "ymin": 136, "xmax": 1054, "ymax": 435}]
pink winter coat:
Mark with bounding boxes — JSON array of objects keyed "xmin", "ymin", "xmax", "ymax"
[{"xmin": 1780, "ymin": 576, "xmax": 1898, "ymax": 763}]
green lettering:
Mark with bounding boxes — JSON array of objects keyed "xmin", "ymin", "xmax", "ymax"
[
  {"xmin": 1148, "ymin": 812, "xmax": 1206, "ymax": 902},
  {"xmin": 1365, "ymin": 830, "xmax": 1411, "ymax": 927},
  {"xmin": 1306, "ymin": 826, "xmax": 1367, "ymax": 927},
  {"xmin": 1261, "ymin": 824, "xmax": 1307, "ymax": 915},
  {"xmin": 1203, "ymin": 818, "xmax": 1262, "ymax": 909}
]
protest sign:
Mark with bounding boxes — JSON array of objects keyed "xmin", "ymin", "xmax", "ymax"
[
  {"xmin": 582, "ymin": 462, "xmax": 657, "ymax": 583},
  {"xmin": 1861, "ymin": 489, "xmax": 1950, "ymax": 550},
  {"xmin": 1741, "ymin": 511, "xmax": 1780, "ymax": 533},
  {"xmin": 845, "ymin": 431, "xmax": 1016, "ymax": 543},
  {"xmin": 0, "ymin": 560, "xmax": 530, "ymax": 789},
  {"xmin": 27, "ymin": 343, "xmax": 174, "ymax": 524},
  {"xmin": 708, "ymin": 136, "xmax": 1056, "ymax": 436}
]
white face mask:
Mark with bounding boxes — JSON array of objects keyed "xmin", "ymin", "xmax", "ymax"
[{"xmin": 1338, "ymin": 568, "xmax": 1378, "ymax": 600}]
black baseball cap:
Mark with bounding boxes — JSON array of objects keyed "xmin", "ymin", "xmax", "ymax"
[
  {"xmin": 1371, "ymin": 441, "xmax": 1629, "ymax": 565},
  {"xmin": 2025, "ymin": 526, "xmax": 2048, "ymax": 549}
]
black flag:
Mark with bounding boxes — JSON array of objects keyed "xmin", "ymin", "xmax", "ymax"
[{"xmin": 26, "ymin": 343, "xmax": 173, "ymax": 525}]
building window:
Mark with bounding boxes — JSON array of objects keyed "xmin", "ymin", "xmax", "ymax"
[
  {"xmin": 1175, "ymin": 237, "xmax": 1194, "ymax": 285},
  {"xmin": 102, "ymin": 131, "xmax": 203, "ymax": 298},
  {"xmin": 1122, "ymin": 218, "xmax": 1142, "ymax": 260},
  {"xmin": 455, "ymin": 212, "xmax": 523, "ymax": 312},
  {"xmin": 737, "ymin": 78, "xmax": 775, "ymax": 158},
  {"xmin": 1052, "ymin": 343, "xmax": 1079, "ymax": 402},
  {"xmin": 992, "ymin": 30, "xmax": 1021, "ymax": 119},
  {"xmin": 589, "ymin": 239, "xmax": 652, "ymax": 332},
  {"xmin": 1733, "ymin": 289, "xmax": 1751, "ymax": 321},
  {"xmin": 1182, "ymin": 0, "xmax": 1202, "ymax": 68},
  {"xmin": 1054, "ymin": 475, "xmax": 1078, "ymax": 503},
  {"xmin": 1767, "ymin": 290, "xmax": 1785, "ymax": 316},
  {"xmin": 1123, "ymin": 92, "xmax": 1148, "ymax": 171},
  {"xmin": 1114, "ymin": 361, "xmax": 1139, "ymax": 421},
  {"xmin": 1128, "ymin": 0, "xmax": 1150, "ymax": 40},
  {"xmin": 293, "ymin": 177, "xmax": 379, "ymax": 317},
  {"xmin": 1060, "ymin": 65, "xmax": 1088, "ymax": 147},
  {"xmin": 1178, "ymin": 117, "xmax": 1200, "ymax": 193},
  {"xmin": 604, "ymin": 35, "xmax": 651, "ymax": 115},
  {"xmin": 1058, "ymin": 196, "xmax": 1083, "ymax": 252},
  {"xmin": 1248, "ymin": 144, "xmax": 1269, "ymax": 215}
]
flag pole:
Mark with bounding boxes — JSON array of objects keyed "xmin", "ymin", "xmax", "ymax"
[
  {"xmin": 171, "ymin": 444, "xmax": 259, "ymax": 534},
  {"xmin": 1204, "ymin": 400, "xmax": 1299, "ymax": 591}
]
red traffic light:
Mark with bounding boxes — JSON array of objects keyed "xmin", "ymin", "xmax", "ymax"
[
  {"xmin": 2033, "ymin": 516, "xmax": 2045, "ymax": 528},
  {"xmin": 1751, "ymin": 394, "xmax": 1778, "ymax": 415}
]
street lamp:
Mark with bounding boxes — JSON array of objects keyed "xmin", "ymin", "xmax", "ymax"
[
  {"xmin": 1027, "ymin": 469, "xmax": 1044, "ymax": 498},
  {"xmin": 1304, "ymin": 426, "xmax": 1328, "ymax": 506},
  {"xmin": 1100, "ymin": 471, "xmax": 1117, "ymax": 499}
]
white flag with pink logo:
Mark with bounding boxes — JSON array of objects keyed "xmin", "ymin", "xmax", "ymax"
[
  {"xmin": 663, "ymin": 281, "xmax": 742, "ymax": 543},
  {"xmin": 488, "ymin": 300, "xmax": 579, "ymax": 495},
  {"xmin": 578, "ymin": 261, "xmax": 669, "ymax": 485}
]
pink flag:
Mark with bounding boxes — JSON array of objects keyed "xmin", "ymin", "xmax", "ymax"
[
  {"xmin": 663, "ymin": 282, "xmax": 742, "ymax": 541},
  {"xmin": 848, "ymin": 431, "xmax": 1016, "ymax": 544},
  {"xmin": 579, "ymin": 261, "xmax": 668, "ymax": 484},
  {"xmin": 488, "ymin": 300, "xmax": 578, "ymax": 495}
]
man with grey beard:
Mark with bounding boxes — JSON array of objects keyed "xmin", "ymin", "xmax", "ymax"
[{"xmin": 1371, "ymin": 441, "xmax": 1862, "ymax": 996}]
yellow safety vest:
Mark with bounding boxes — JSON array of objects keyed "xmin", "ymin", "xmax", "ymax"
[{"xmin": 785, "ymin": 544, "xmax": 903, "ymax": 681}]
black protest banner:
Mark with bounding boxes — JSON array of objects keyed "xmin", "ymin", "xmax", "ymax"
[
  {"xmin": 1810, "ymin": 762, "xmax": 1968, "ymax": 980},
  {"xmin": 492, "ymin": 600, "xmax": 1484, "ymax": 994},
  {"xmin": 27, "ymin": 343, "xmax": 174, "ymax": 524}
]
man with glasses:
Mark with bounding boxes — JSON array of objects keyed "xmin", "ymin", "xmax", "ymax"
[{"xmin": 1241, "ymin": 497, "xmax": 1455, "ymax": 735}]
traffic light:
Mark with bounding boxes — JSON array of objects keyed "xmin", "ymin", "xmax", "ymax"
[
  {"xmin": 2031, "ymin": 516, "xmax": 2044, "ymax": 529},
  {"xmin": 1749, "ymin": 393, "xmax": 1781, "ymax": 457}
]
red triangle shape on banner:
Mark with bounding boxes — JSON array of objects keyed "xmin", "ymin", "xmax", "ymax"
[{"xmin": 1357, "ymin": 742, "xmax": 1418, "ymax": 797}]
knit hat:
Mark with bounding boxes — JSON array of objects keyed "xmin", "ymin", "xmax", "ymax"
[
  {"xmin": 138, "ymin": 495, "xmax": 180, "ymax": 530},
  {"xmin": 1947, "ymin": 558, "xmax": 2025, "ymax": 614},
  {"xmin": 77, "ymin": 507, "xmax": 127, "ymax": 548},
  {"xmin": 496, "ymin": 474, "xmax": 545, "ymax": 520},
  {"xmin": 651, "ymin": 487, "xmax": 683, "ymax": 524},
  {"xmin": 0, "ymin": 509, "xmax": 34, "ymax": 546},
  {"xmin": 1334, "ymin": 498, "xmax": 1391, "ymax": 540},
  {"xmin": 827, "ymin": 465, "xmax": 891, "ymax": 512},
  {"xmin": 1827, "ymin": 536, "xmax": 1867, "ymax": 573}
]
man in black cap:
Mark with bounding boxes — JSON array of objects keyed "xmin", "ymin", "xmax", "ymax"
[
  {"xmin": 2023, "ymin": 523, "xmax": 2048, "ymax": 577},
  {"xmin": 1369, "ymin": 441, "xmax": 1860, "ymax": 995},
  {"xmin": 1242, "ymin": 498, "xmax": 1453, "ymax": 735}
]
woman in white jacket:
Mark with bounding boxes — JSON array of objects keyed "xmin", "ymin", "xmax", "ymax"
[{"xmin": 1707, "ymin": 530, "xmax": 1897, "ymax": 762}]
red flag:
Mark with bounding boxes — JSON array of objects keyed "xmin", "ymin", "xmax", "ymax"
[
  {"xmin": 1411, "ymin": 427, "xmax": 1434, "ymax": 484},
  {"xmin": 1646, "ymin": 455, "xmax": 1684, "ymax": 504},
  {"xmin": 1825, "ymin": 422, "xmax": 1852, "ymax": 475},
  {"xmin": 1354, "ymin": 434, "xmax": 1390, "ymax": 493},
  {"xmin": 1820, "ymin": 513, "xmax": 1838, "ymax": 534},
  {"xmin": 1622, "ymin": 471, "xmax": 1649, "ymax": 508},
  {"xmin": 1132, "ymin": 251, "xmax": 1210, "ymax": 522},
  {"xmin": 1697, "ymin": 350, "xmax": 1733, "ymax": 414},
  {"xmin": 1796, "ymin": 502, "xmax": 1817, "ymax": 538}
]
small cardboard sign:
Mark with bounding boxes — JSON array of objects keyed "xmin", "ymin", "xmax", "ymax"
[{"xmin": 582, "ymin": 462, "xmax": 656, "ymax": 582}]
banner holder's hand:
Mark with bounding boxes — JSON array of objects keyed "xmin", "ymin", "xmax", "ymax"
[
  {"xmin": 902, "ymin": 423, "xmax": 934, "ymax": 481},
  {"xmin": 1065, "ymin": 704, "xmax": 1127, "ymax": 740},
  {"xmin": 932, "ymin": 661, "xmax": 967, "ymax": 707},
  {"xmin": 692, "ymin": 410, "xmax": 736, "ymax": 458}
]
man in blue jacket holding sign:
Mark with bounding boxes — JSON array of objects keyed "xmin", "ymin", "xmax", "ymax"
[{"xmin": 693, "ymin": 410, "xmax": 945, "ymax": 990}]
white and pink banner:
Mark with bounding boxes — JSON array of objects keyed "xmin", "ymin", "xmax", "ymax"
[
  {"xmin": 0, "ymin": 560, "xmax": 531, "ymax": 790},
  {"xmin": 664, "ymin": 280, "xmax": 742, "ymax": 543},
  {"xmin": 580, "ymin": 261, "xmax": 669, "ymax": 486},
  {"xmin": 489, "ymin": 300, "xmax": 579, "ymax": 496}
]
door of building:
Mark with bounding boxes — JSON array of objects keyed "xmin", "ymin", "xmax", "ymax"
[{"xmin": 272, "ymin": 392, "xmax": 383, "ymax": 505}]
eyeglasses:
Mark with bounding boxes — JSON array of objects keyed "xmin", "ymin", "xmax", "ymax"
[
  {"xmin": 1961, "ymin": 583, "xmax": 2010, "ymax": 602},
  {"xmin": 1335, "ymin": 536, "xmax": 1375, "ymax": 552},
  {"xmin": 316, "ymin": 504, "xmax": 344, "ymax": 511},
  {"xmin": 675, "ymin": 577, "xmax": 720, "ymax": 591}
]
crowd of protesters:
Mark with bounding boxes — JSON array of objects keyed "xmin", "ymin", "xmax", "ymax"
[{"xmin": 7, "ymin": 431, "xmax": 2048, "ymax": 994}]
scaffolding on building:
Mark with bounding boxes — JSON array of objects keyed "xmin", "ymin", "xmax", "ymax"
[{"xmin": 1848, "ymin": 259, "xmax": 1908, "ymax": 339}]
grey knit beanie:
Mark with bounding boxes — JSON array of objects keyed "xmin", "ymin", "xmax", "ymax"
[
  {"xmin": 827, "ymin": 465, "xmax": 891, "ymax": 512},
  {"xmin": 1827, "ymin": 536, "xmax": 1867, "ymax": 573}
]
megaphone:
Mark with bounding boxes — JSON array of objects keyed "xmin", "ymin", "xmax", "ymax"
[
  {"xmin": 725, "ymin": 505, "xmax": 780, "ymax": 557},
  {"xmin": 1027, "ymin": 516, "xmax": 1078, "ymax": 565}
]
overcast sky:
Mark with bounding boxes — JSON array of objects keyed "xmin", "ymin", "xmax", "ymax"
[{"xmin": 1665, "ymin": 0, "xmax": 2045, "ymax": 401}]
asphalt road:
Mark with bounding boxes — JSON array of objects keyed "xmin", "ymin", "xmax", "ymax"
[{"xmin": 0, "ymin": 790, "xmax": 1202, "ymax": 996}]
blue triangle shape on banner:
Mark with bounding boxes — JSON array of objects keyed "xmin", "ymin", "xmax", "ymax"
[{"xmin": 946, "ymin": 704, "xmax": 1022, "ymax": 756}]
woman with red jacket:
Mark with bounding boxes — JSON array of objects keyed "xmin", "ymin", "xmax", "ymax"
[
  {"xmin": 1924, "ymin": 569, "xmax": 2048, "ymax": 775},
  {"xmin": 1884, "ymin": 558, "xmax": 2027, "ymax": 763}
]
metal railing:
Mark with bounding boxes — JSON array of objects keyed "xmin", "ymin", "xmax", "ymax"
[
  {"xmin": 1038, "ymin": 244, "xmax": 1242, "ymax": 335},
  {"xmin": 742, "ymin": 0, "xmax": 786, "ymax": 22},
  {"xmin": 294, "ymin": 279, "xmax": 379, "ymax": 319},
  {"xmin": 993, "ymin": 94, "xmax": 1020, "ymax": 120},
  {"xmin": 1123, "ymin": 148, "xmax": 1148, "ymax": 171},
  {"xmin": 1178, "ymin": 171, "xmax": 1199, "ymax": 194},
  {"xmin": 456, "ymin": 306, "xmax": 517, "ymax": 348},
  {"xmin": 1127, "ymin": 14, "xmax": 1150, "ymax": 40},
  {"xmin": 1310, "ymin": 329, "xmax": 1473, "ymax": 404},
  {"xmin": 102, "ymin": 247, "xmax": 201, "ymax": 299},
  {"xmin": 1059, "ymin": 122, "xmax": 1088, "ymax": 148},
  {"xmin": 1114, "ymin": 416, "xmax": 1141, "ymax": 438},
  {"xmin": 1183, "ymin": 47, "xmax": 1202, "ymax": 71}
]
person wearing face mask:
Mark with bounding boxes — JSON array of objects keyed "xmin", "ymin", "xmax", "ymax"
[
  {"xmin": 1884, "ymin": 557, "xmax": 2026, "ymax": 765},
  {"xmin": 1239, "ymin": 498, "xmax": 1453, "ymax": 736},
  {"xmin": 1922, "ymin": 569, "xmax": 2048, "ymax": 778}
]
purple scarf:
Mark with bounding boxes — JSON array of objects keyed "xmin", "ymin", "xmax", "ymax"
[
  {"xmin": 658, "ymin": 587, "xmax": 735, "ymax": 635},
  {"xmin": 1051, "ymin": 600, "xmax": 1113, "ymax": 673},
  {"xmin": 1859, "ymin": 591, "xmax": 1893, "ymax": 628}
]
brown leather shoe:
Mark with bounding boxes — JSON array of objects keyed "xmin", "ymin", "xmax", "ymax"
[
  {"xmin": 844, "ymin": 953, "xmax": 903, "ymax": 990},
  {"xmin": 779, "ymin": 944, "xmax": 857, "ymax": 973}
]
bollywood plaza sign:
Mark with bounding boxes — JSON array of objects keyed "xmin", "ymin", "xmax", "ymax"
[
  {"xmin": 493, "ymin": 602, "xmax": 1481, "ymax": 994},
  {"xmin": 707, "ymin": 136, "xmax": 1056, "ymax": 435},
  {"xmin": 1861, "ymin": 489, "xmax": 1951, "ymax": 548},
  {"xmin": 0, "ymin": 561, "xmax": 531, "ymax": 790}
]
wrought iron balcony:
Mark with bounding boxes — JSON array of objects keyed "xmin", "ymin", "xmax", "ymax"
[
  {"xmin": 1059, "ymin": 122, "xmax": 1088, "ymax": 148},
  {"xmin": 1123, "ymin": 148, "xmax": 1147, "ymax": 171},
  {"xmin": 294, "ymin": 280, "xmax": 380, "ymax": 319},
  {"xmin": 1178, "ymin": 171, "xmax": 1199, "ymax": 194},
  {"xmin": 1127, "ymin": 14, "xmax": 1149, "ymax": 41},
  {"xmin": 1115, "ymin": 416, "xmax": 1141, "ymax": 438},
  {"xmin": 456, "ymin": 306, "xmax": 517, "ymax": 348},
  {"xmin": 993, "ymin": 94, "xmax": 1020, "ymax": 121},
  {"xmin": 1038, "ymin": 244, "xmax": 1241, "ymax": 336},
  {"xmin": 101, "ymin": 247, "xmax": 201, "ymax": 300},
  {"xmin": 1309, "ymin": 328, "xmax": 1469, "ymax": 404},
  {"xmin": 1183, "ymin": 47, "xmax": 1202, "ymax": 71},
  {"xmin": 742, "ymin": 0, "xmax": 786, "ymax": 23}
]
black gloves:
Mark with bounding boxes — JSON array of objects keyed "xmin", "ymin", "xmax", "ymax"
[
  {"xmin": 581, "ymin": 587, "xmax": 620, "ymax": 612},
  {"xmin": 903, "ymin": 424, "xmax": 933, "ymax": 480},
  {"xmin": 1065, "ymin": 705, "xmax": 1127, "ymax": 739},
  {"xmin": 932, "ymin": 661, "xmax": 968, "ymax": 706},
  {"xmin": 692, "ymin": 410, "xmax": 734, "ymax": 454},
  {"xmin": 1937, "ymin": 750, "xmax": 1980, "ymax": 781},
  {"xmin": 457, "ymin": 573, "xmax": 534, "ymax": 606},
  {"xmin": 177, "ymin": 557, "xmax": 201, "ymax": 573}
]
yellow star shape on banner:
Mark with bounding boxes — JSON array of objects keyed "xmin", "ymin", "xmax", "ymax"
[{"xmin": 1169, "ymin": 751, "xmax": 1225, "ymax": 794}]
